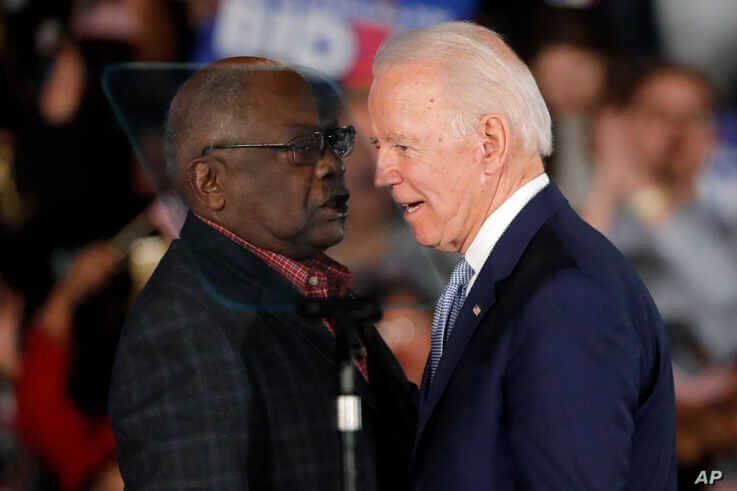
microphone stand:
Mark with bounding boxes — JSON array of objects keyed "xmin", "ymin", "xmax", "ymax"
[{"xmin": 299, "ymin": 296, "xmax": 382, "ymax": 491}]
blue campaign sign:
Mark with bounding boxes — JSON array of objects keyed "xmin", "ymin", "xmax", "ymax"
[{"xmin": 191, "ymin": 0, "xmax": 479, "ymax": 86}]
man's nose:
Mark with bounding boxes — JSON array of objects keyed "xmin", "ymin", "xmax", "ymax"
[
  {"xmin": 373, "ymin": 151, "xmax": 402, "ymax": 188},
  {"xmin": 315, "ymin": 150, "xmax": 345, "ymax": 180}
]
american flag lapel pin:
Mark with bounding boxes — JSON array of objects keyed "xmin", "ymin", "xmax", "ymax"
[{"xmin": 472, "ymin": 305, "xmax": 481, "ymax": 316}]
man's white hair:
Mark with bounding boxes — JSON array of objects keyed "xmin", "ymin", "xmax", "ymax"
[{"xmin": 373, "ymin": 21, "xmax": 553, "ymax": 157}]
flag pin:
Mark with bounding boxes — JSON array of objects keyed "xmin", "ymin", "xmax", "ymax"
[{"xmin": 472, "ymin": 305, "xmax": 481, "ymax": 316}]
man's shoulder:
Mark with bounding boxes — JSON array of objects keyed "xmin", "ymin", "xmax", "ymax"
[
  {"xmin": 545, "ymin": 204, "xmax": 630, "ymax": 269},
  {"xmin": 485, "ymin": 196, "xmax": 636, "ymax": 305},
  {"xmin": 507, "ymin": 214, "xmax": 666, "ymax": 362},
  {"xmin": 121, "ymin": 237, "xmax": 271, "ymax": 343},
  {"xmin": 536, "ymin": 206, "xmax": 652, "ymax": 299},
  {"xmin": 499, "ymin": 210, "xmax": 661, "ymax": 336},
  {"xmin": 129, "ymin": 239, "xmax": 203, "ymax": 315},
  {"xmin": 117, "ymin": 240, "xmax": 212, "ymax": 348}
]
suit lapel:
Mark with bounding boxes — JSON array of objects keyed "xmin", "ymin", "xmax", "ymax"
[
  {"xmin": 418, "ymin": 356, "xmax": 433, "ymax": 402},
  {"xmin": 414, "ymin": 184, "xmax": 568, "ymax": 447},
  {"xmin": 260, "ymin": 283, "xmax": 336, "ymax": 360}
]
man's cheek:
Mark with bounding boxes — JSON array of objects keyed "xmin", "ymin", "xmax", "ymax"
[{"xmin": 286, "ymin": 207, "xmax": 315, "ymax": 235}]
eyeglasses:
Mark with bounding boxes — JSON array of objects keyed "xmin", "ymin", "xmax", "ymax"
[{"xmin": 201, "ymin": 125, "xmax": 356, "ymax": 165}]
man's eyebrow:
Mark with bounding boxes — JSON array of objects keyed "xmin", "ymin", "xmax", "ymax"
[
  {"xmin": 369, "ymin": 134, "xmax": 418, "ymax": 145},
  {"xmin": 284, "ymin": 123, "xmax": 319, "ymax": 130},
  {"xmin": 386, "ymin": 133, "xmax": 419, "ymax": 145}
]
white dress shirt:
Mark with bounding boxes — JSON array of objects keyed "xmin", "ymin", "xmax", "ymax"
[{"xmin": 464, "ymin": 173, "xmax": 550, "ymax": 293}]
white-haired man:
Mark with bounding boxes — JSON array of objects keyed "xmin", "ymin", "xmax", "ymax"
[{"xmin": 369, "ymin": 22, "xmax": 676, "ymax": 490}]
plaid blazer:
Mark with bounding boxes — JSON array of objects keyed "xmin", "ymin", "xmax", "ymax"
[{"xmin": 110, "ymin": 213, "xmax": 416, "ymax": 491}]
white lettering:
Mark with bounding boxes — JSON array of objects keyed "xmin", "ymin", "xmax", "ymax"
[
  {"xmin": 710, "ymin": 470, "xmax": 724, "ymax": 484},
  {"xmin": 695, "ymin": 470, "xmax": 726, "ymax": 486},
  {"xmin": 695, "ymin": 470, "xmax": 708, "ymax": 485}
]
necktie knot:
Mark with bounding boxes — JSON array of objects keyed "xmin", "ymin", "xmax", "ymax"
[{"xmin": 448, "ymin": 258, "xmax": 474, "ymax": 290}]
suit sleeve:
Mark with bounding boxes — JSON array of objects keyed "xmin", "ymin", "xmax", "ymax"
[
  {"xmin": 505, "ymin": 270, "xmax": 640, "ymax": 491},
  {"xmin": 109, "ymin": 299, "xmax": 255, "ymax": 490}
]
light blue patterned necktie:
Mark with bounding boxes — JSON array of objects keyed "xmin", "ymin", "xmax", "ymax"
[{"xmin": 429, "ymin": 258, "xmax": 474, "ymax": 382}]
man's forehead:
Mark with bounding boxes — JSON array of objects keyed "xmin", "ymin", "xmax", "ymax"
[
  {"xmin": 250, "ymin": 97, "xmax": 337, "ymax": 134},
  {"xmin": 372, "ymin": 62, "xmax": 443, "ymax": 95},
  {"xmin": 218, "ymin": 94, "xmax": 341, "ymax": 142},
  {"xmin": 253, "ymin": 75, "xmax": 346, "ymax": 125},
  {"xmin": 370, "ymin": 65, "xmax": 448, "ymax": 137},
  {"xmin": 223, "ymin": 84, "xmax": 317, "ymax": 128},
  {"xmin": 371, "ymin": 66, "xmax": 447, "ymax": 118}
]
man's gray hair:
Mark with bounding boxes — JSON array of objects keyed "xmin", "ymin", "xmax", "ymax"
[
  {"xmin": 373, "ymin": 21, "xmax": 553, "ymax": 157},
  {"xmin": 163, "ymin": 58, "xmax": 284, "ymax": 184}
]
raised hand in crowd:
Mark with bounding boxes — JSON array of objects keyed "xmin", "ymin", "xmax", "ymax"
[
  {"xmin": 34, "ymin": 242, "xmax": 120, "ymax": 341},
  {"xmin": 582, "ymin": 106, "xmax": 650, "ymax": 233}
]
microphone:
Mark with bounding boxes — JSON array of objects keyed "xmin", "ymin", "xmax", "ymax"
[{"xmin": 297, "ymin": 295, "xmax": 382, "ymax": 491}]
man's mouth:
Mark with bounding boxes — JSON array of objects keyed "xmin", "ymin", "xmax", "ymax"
[
  {"xmin": 402, "ymin": 201, "xmax": 424, "ymax": 215},
  {"xmin": 322, "ymin": 193, "xmax": 350, "ymax": 216}
]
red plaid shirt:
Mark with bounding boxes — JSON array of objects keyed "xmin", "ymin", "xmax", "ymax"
[{"xmin": 196, "ymin": 214, "xmax": 369, "ymax": 382}]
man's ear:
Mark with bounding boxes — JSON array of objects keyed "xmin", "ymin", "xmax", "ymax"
[
  {"xmin": 477, "ymin": 113, "xmax": 509, "ymax": 175},
  {"xmin": 186, "ymin": 158, "xmax": 225, "ymax": 211}
]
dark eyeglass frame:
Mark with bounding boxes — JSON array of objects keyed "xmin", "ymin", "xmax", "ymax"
[{"xmin": 200, "ymin": 125, "xmax": 356, "ymax": 165}]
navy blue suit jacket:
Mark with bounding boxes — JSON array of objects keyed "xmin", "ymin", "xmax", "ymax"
[{"xmin": 413, "ymin": 184, "xmax": 677, "ymax": 491}]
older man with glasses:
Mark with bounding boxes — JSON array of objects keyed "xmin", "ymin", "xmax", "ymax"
[{"xmin": 109, "ymin": 57, "xmax": 415, "ymax": 491}]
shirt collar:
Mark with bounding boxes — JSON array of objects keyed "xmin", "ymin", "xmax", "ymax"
[
  {"xmin": 194, "ymin": 213, "xmax": 351, "ymax": 299},
  {"xmin": 464, "ymin": 172, "xmax": 550, "ymax": 291}
]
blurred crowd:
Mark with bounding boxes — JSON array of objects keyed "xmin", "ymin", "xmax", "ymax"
[{"xmin": 0, "ymin": 1, "xmax": 736, "ymax": 490}]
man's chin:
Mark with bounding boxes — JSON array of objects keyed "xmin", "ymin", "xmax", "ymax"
[
  {"xmin": 411, "ymin": 226, "xmax": 439, "ymax": 249},
  {"xmin": 308, "ymin": 224, "xmax": 346, "ymax": 251}
]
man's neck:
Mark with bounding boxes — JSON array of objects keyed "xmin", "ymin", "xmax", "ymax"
[
  {"xmin": 193, "ymin": 211, "xmax": 321, "ymax": 261},
  {"xmin": 459, "ymin": 154, "xmax": 545, "ymax": 254}
]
